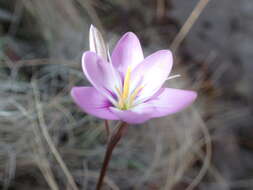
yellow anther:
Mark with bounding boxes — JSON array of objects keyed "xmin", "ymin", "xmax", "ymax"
[
  {"xmin": 115, "ymin": 86, "xmax": 122, "ymax": 96},
  {"xmin": 122, "ymin": 66, "xmax": 131, "ymax": 100},
  {"xmin": 129, "ymin": 85, "xmax": 144, "ymax": 106},
  {"xmin": 118, "ymin": 98, "xmax": 124, "ymax": 109},
  {"xmin": 115, "ymin": 67, "xmax": 142, "ymax": 110}
]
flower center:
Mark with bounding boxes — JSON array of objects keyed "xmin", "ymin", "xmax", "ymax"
[{"xmin": 115, "ymin": 66, "xmax": 143, "ymax": 110}]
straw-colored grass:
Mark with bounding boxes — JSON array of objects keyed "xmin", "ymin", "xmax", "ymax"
[{"xmin": 1, "ymin": 0, "xmax": 252, "ymax": 189}]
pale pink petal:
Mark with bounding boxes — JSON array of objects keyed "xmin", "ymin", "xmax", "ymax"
[
  {"xmin": 82, "ymin": 51, "xmax": 121, "ymax": 103},
  {"xmin": 109, "ymin": 107, "xmax": 152, "ymax": 124},
  {"xmin": 135, "ymin": 88, "xmax": 197, "ymax": 118},
  {"xmin": 131, "ymin": 50, "xmax": 173, "ymax": 102},
  {"xmin": 89, "ymin": 25, "xmax": 107, "ymax": 60},
  {"xmin": 71, "ymin": 87, "xmax": 119, "ymax": 120},
  {"xmin": 111, "ymin": 32, "xmax": 144, "ymax": 75}
]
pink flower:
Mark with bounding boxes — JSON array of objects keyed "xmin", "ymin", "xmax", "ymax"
[{"xmin": 71, "ymin": 30, "xmax": 197, "ymax": 124}]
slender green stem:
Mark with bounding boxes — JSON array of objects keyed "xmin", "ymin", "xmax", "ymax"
[{"xmin": 96, "ymin": 122, "xmax": 128, "ymax": 190}]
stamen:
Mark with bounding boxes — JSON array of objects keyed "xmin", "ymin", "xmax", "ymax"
[
  {"xmin": 115, "ymin": 86, "xmax": 122, "ymax": 96},
  {"xmin": 115, "ymin": 66, "xmax": 143, "ymax": 110},
  {"xmin": 166, "ymin": 74, "xmax": 181, "ymax": 81},
  {"xmin": 122, "ymin": 66, "xmax": 131, "ymax": 100},
  {"xmin": 129, "ymin": 85, "xmax": 144, "ymax": 106},
  {"xmin": 115, "ymin": 86, "xmax": 124, "ymax": 109},
  {"xmin": 118, "ymin": 98, "xmax": 124, "ymax": 109}
]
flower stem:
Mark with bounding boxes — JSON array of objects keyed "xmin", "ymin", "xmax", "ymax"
[
  {"xmin": 96, "ymin": 122, "xmax": 128, "ymax": 190},
  {"xmin": 104, "ymin": 120, "xmax": 110, "ymax": 141}
]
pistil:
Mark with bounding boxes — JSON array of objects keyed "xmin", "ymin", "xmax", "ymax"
[
  {"xmin": 115, "ymin": 66, "xmax": 143, "ymax": 110},
  {"xmin": 122, "ymin": 66, "xmax": 131, "ymax": 100}
]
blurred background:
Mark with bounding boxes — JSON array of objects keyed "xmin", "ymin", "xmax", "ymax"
[{"xmin": 0, "ymin": 0, "xmax": 253, "ymax": 189}]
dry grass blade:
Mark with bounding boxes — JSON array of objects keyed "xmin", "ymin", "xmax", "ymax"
[
  {"xmin": 170, "ymin": 0, "xmax": 211, "ymax": 52},
  {"xmin": 13, "ymin": 101, "xmax": 59, "ymax": 190},
  {"xmin": 32, "ymin": 81, "xmax": 79, "ymax": 190},
  {"xmin": 75, "ymin": 0, "xmax": 104, "ymax": 35},
  {"xmin": 186, "ymin": 110, "xmax": 212, "ymax": 190},
  {"xmin": 0, "ymin": 144, "xmax": 16, "ymax": 190},
  {"xmin": 8, "ymin": 0, "xmax": 24, "ymax": 36},
  {"xmin": 156, "ymin": 0, "xmax": 166, "ymax": 21},
  {"xmin": 32, "ymin": 128, "xmax": 60, "ymax": 190}
]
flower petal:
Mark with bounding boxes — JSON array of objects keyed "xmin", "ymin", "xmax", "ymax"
[
  {"xmin": 108, "ymin": 88, "xmax": 196, "ymax": 124},
  {"xmin": 89, "ymin": 25, "xmax": 107, "ymax": 60},
  {"xmin": 82, "ymin": 51, "xmax": 121, "ymax": 103},
  {"xmin": 109, "ymin": 107, "xmax": 152, "ymax": 124},
  {"xmin": 71, "ymin": 87, "xmax": 119, "ymax": 120},
  {"xmin": 135, "ymin": 88, "xmax": 197, "ymax": 118},
  {"xmin": 131, "ymin": 50, "xmax": 173, "ymax": 103},
  {"xmin": 111, "ymin": 32, "xmax": 144, "ymax": 76}
]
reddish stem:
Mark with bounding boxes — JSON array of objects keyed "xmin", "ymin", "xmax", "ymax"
[
  {"xmin": 104, "ymin": 120, "xmax": 110, "ymax": 140},
  {"xmin": 96, "ymin": 122, "xmax": 128, "ymax": 190}
]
